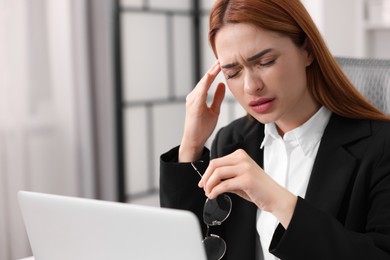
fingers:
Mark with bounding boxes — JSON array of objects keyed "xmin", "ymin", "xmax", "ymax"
[
  {"xmin": 199, "ymin": 149, "xmax": 256, "ymax": 199},
  {"xmin": 203, "ymin": 164, "xmax": 240, "ymax": 199},
  {"xmin": 210, "ymin": 82, "xmax": 226, "ymax": 115},
  {"xmin": 199, "ymin": 150, "xmax": 243, "ymax": 191},
  {"xmin": 205, "ymin": 60, "xmax": 222, "ymax": 84},
  {"xmin": 199, "ymin": 152, "xmax": 233, "ymax": 188},
  {"xmin": 191, "ymin": 61, "xmax": 222, "ymax": 103}
]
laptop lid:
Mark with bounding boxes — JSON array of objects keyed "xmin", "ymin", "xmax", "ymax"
[{"xmin": 18, "ymin": 191, "xmax": 207, "ymax": 260}]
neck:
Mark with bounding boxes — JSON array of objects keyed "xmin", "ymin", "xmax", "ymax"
[{"xmin": 276, "ymin": 102, "xmax": 321, "ymax": 137}]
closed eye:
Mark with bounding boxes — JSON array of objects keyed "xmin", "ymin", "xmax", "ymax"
[
  {"xmin": 259, "ymin": 59, "xmax": 276, "ymax": 67},
  {"xmin": 226, "ymin": 71, "xmax": 240, "ymax": 80}
]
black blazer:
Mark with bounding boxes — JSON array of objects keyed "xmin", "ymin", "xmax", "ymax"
[{"xmin": 160, "ymin": 114, "xmax": 390, "ymax": 260}]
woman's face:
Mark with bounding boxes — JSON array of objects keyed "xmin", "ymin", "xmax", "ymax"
[{"xmin": 215, "ymin": 23, "xmax": 319, "ymax": 133}]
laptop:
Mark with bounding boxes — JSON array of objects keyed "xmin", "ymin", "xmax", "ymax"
[{"xmin": 18, "ymin": 191, "xmax": 207, "ymax": 260}]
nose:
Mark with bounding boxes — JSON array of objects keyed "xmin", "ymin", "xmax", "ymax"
[{"xmin": 244, "ymin": 69, "xmax": 264, "ymax": 95}]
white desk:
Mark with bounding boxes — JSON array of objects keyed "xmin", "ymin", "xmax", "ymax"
[{"xmin": 19, "ymin": 257, "xmax": 34, "ymax": 260}]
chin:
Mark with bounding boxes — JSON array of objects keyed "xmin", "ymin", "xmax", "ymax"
[{"xmin": 249, "ymin": 112, "xmax": 277, "ymax": 125}]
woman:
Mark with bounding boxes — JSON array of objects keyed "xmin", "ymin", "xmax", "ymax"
[{"xmin": 160, "ymin": 0, "xmax": 390, "ymax": 259}]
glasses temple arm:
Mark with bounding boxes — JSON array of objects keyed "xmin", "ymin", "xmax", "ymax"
[{"xmin": 191, "ymin": 162, "xmax": 204, "ymax": 179}]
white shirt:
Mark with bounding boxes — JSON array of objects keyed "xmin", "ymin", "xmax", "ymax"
[{"xmin": 256, "ymin": 107, "xmax": 331, "ymax": 260}]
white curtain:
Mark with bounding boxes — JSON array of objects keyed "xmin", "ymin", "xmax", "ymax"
[{"xmin": 0, "ymin": 0, "xmax": 95, "ymax": 259}]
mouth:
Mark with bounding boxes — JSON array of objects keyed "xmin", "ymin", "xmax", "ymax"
[
  {"xmin": 249, "ymin": 98, "xmax": 275, "ymax": 107},
  {"xmin": 248, "ymin": 98, "xmax": 275, "ymax": 113}
]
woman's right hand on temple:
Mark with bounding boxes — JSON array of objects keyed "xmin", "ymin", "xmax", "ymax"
[{"xmin": 179, "ymin": 61, "xmax": 226, "ymax": 162}]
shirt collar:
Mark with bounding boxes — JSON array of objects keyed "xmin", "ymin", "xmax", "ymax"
[{"xmin": 260, "ymin": 106, "xmax": 332, "ymax": 156}]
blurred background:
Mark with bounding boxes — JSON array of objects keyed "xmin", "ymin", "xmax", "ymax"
[{"xmin": 1, "ymin": 0, "xmax": 389, "ymax": 259}]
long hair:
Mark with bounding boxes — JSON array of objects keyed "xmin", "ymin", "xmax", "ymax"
[{"xmin": 209, "ymin": 0, "xmax": 389, "ymax": 121}]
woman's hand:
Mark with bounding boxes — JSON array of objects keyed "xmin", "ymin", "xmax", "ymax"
[
  {"xmin": 179, "ymin": 61, "xmax": 226, "ymax": 162},
  {"xmin": 198, "ymin": 149, "xmax": 297, "ymax": 229}
]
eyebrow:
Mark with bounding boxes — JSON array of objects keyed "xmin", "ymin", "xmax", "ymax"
[{"xmin": 220, "ymin": 48, "xmax": 274, "ymax": 69}]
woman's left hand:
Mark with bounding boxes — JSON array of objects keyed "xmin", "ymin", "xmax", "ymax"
[{"xmin": 198, "ymin": 149, "xmax": 298, "ymax": 228}]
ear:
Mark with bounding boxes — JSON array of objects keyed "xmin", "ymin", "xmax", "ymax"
[{"xmin": 303, "ymin": 38, "xmax": 314, "ymax": 66}]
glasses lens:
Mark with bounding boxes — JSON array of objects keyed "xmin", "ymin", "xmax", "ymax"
[
  {"xmin": 203, "ymin": 235, "xmax": 226, "ymax": 260},
  {"xmin": 203, "ymin": 194, "xmax": 232, "ymax": 226}
]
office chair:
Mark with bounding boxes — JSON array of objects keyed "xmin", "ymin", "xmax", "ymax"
[{"xmin": 335, "ymin": 57, "xmax": 390, "ymax": 116}]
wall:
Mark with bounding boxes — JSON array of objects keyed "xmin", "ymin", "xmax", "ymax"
[
  {"xmin": 0, "ymin": 0, "xmax": 96, "ymax": 259},
  {"xmin": 302, "ymin": 0, "xmax": 365, "ymax": 57},
  {"xmin": 302, "ymin": 0, "xmax": 390, "ymax": 59}
]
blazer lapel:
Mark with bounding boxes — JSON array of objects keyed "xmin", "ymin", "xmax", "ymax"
[
  {"xmin": 305, "ymin": 114, "xmax": 371, "ymax": 216},
  {"xmin": 221, "ymin": 121, "xmax": 265, "ymax": 167}
]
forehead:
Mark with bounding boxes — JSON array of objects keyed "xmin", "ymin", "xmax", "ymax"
[{"xmin": 214, "ymin": 23, "xmax": 289, "ymax": 61}]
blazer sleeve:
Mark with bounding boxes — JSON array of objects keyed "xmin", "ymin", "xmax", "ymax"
[
  {"xmin": 159, "ymin": 145, "xmax": 210, "ymax": 233},
  {"xmin": 269, "ymin": 131, "xmax": 390, "ymax": 260}
]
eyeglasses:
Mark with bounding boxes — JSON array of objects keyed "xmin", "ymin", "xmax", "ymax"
[{"xmin": 191, "ymin": 163, "xmax": 232, "ymax": 260}]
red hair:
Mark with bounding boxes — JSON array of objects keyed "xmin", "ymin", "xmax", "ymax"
[{"xmin": 209, "ymin": 0, "xmax": 389, "ymax": 121}]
